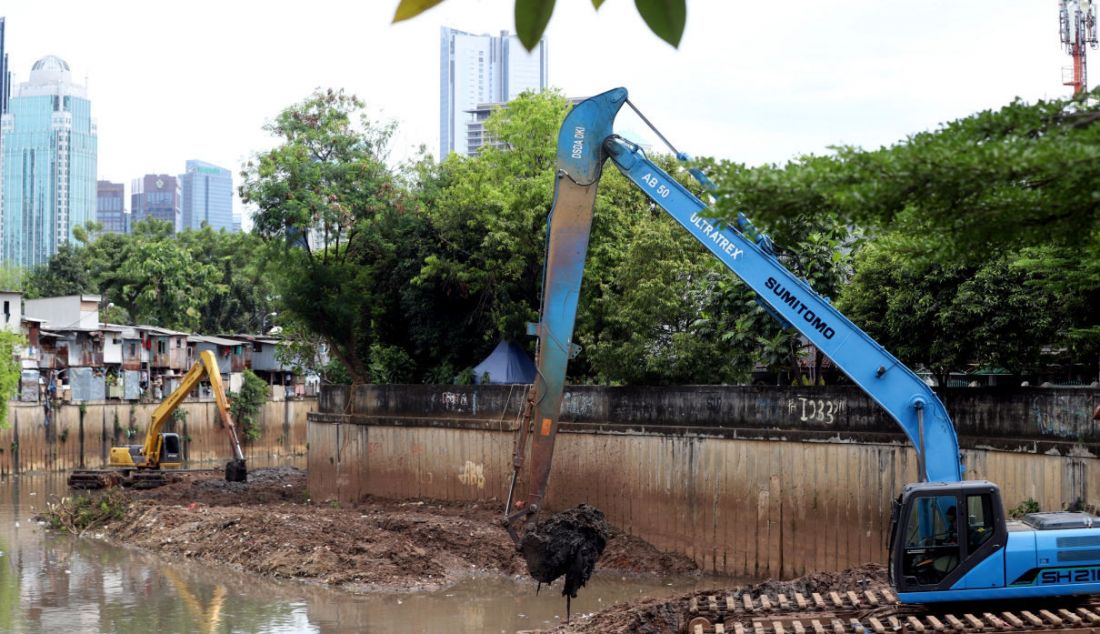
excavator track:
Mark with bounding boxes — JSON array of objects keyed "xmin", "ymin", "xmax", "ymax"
[
  {"xmin": 681, "ymin": 586, "xmax": 1100, "ymax": 633},
  {"xmin": 67, "ymin": 469, "xmax": 176, "ymax": 490}
]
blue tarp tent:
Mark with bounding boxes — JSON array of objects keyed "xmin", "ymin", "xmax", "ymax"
[{"xmin": 472, "ymin": 340, "xmax": 536, "ymax": 384}]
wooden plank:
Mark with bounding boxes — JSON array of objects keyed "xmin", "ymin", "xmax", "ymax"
[
  {"xmin": 906, "ymin": 616, "xmax": 926, "ymax": 632},
  {"xmin": 1038, "ymin": 609, "xmax": 1062, "ymax": 627},
  {"xmin": 867, "ymin": 616, "xmax": 885, "ymax": 633},
  {"xmin": 887, "ymin": 616, "xmax": 901, "ymax": 630},
  {"xmin": 716, "ymin": 625, "xmax": 726, "ymax": 634},
  {"xmin": 690, "ymin": 597, "xmax": 699, "ymax": 613},
  {"xmin": 810, "ymin": 619, "xmax": 826, "ymax": 634},
  {"xmin": 881, "ymin": 589, "xmax": 897, "ymax": 603},
  {"xmin": 773, "ymin": 623, "xmax": 786, "ymax": 634},
  {"xmin": 864, "ymin": 590, "xmax": 880, "ymax": 607},
  {"xmin": 760, "ymin": 595, "xmax": 773, "ymax": 612},
  {"xmin": 845, "ymin": 591, "xmax": 861, "ymax": 607},
  {"xmin": 726, "ymin": 595, "xmax": 736, "ymax": 613},
  {"xmin": 1019, "ymin": 611, "xmax": 1043, "ymax": 627},
  {"xmin": 943, "ymin": 614, "xmax": 965, "ymax": 631},
  {"xmin": 693, "ymin": 624, "xmax": 704, "ymax": 634},
  {"xmin": 962, "ymin": 614, "xmax": 984, "ymax": 630},
  {"xmin": 848, "ymin": 618, "xmax": 862, "ymax": 633},
  {"xmin": 733, "ymin": 624, "xmax": 745, "ymax": 634},
  {"xmin": 753, "ymin": 622, "xmax": 766, "ymax": 634},
  {"xmin": 829, "ymin": 592, "xmax": 844, "ymax": 608},
  {"xmin": 830, "ymin": 619, "xmax": 845, "ymax": 634},
  {"xmin": 743, "ymin": 594, "xmax": 755, "ymax": 612},
  {"xmin": 1000, "ymin": 612, "xmax": 1024, "ymax": 628},
  {"xmin": 709, "ymin": 595, "xmax": 719, "ymax": 614},
  {"xmin": 778, "ymin": 594, "xmax": 790, "ymax": 610},
  {"xmin": 792, "ymin": 622, "xmax": 805, "ymax": 634},
  {"xmin": 811, "ymin": 593, "xmax": 826, "ymax": 609},
  {"xmin": 794, "ymin": 593, "xmax": 808, "ymax": 609},
  {"xmin": 925, "ymin": 615, "xmax": 945, "ymax": 632}
]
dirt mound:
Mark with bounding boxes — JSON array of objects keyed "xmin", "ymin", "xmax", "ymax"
[{"xmin": 79, "ymin": 468, "xmax": 698, "ymax": 594}]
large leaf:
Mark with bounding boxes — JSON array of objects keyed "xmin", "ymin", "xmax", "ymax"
[
  {"xmin": 634, "ymin": 0, "xmax": 686, "ymax": 47},
  {"xmin": 515, "ymin": 0, "xmax": 556, "ymax": 50},
  {"xmin": 392, "ymin": 0, "xmax": 447, "ymax": 22}
]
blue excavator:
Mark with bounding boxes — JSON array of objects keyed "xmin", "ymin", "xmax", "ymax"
[{"xmin": 504, "ymin": 87, "xmax": 1100, "ymax": 604}]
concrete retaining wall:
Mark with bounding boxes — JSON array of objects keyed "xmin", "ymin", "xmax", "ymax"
[
  {"xmin": 0, "ymin": 397, "xmax": 315, "ymax": 476},
  {"xmin": 308, "ymin": 385, "xmax": 1100, "ymax": 579}
]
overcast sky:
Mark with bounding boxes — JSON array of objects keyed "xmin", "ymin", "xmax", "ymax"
[{"xmin": 2, "ymin": 1, "xmax": 1075, "ymax": 227}]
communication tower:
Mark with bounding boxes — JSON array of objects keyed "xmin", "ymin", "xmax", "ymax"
[{"xmin": 1060, "ymin": 0, "xmax": 1099, "ymax": 94}]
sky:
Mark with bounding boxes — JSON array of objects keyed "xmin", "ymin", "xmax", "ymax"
[{"xmin": 1, "ymin": 1, "xmax": 1077, "ymax": 228}]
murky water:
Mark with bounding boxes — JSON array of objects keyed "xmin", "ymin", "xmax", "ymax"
[{"xmin": 0, "ymin": 467, "xmax": 723, "ymax": 633}]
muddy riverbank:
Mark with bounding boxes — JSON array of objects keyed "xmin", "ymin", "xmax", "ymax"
[{"xmin": 61, "ymin": 468, "xmax": 698, "ymax": 594}]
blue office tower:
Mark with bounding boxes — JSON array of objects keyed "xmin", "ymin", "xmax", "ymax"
[
  {"xmin": 180, "ymin": 160, "xmax": 235, "ymax": 232},
  {"xmin": 0, "ymin": 56, "xmax": 97, "ymax": 267}
]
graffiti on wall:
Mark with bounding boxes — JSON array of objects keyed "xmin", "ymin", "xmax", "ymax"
[{"xmin": 788, "ymin": 397, "xmax": 845, "ymax": 425}]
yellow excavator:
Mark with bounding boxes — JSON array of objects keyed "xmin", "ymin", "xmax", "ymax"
[{"xmin": 68, "ymin": 350, "xmax": 248, "ymax": 489}]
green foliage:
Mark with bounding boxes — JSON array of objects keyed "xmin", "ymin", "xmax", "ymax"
[
  {"xmin": 241, "ymin": 88, "xmax": 403, "ymax": 383},
  {"xmin": 0, "ymin": 332, "xmax": 23, "ymax": 428},
  {"xmin": 42, "ymin": 491, "xmax": 128, "ymax": 534},
  {"xmin": 230, "ymin": 369, "xmax": 270, "ymax": 441},
  {"xmin": 1008, "ymin": 498, "xmax": 1041, "ymax": 519},
  {"xmin": 391, "ymin": 0, "xmax": 687, "ymax": 49},
  {"xmin": 710, "ymin": 88, "xmax": 1100, "ymax": 259},
  {"xmin": 24, "ymin": 220, "xmax": 276, "ymax": 333}
]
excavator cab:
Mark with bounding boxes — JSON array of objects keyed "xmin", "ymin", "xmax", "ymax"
[
  {"xmin": 889, "ymin": 481, "xmax": 1008, "ymax": 596},
  {"xmin": 109, "ymin": 432, "xmax": 183, "ymax": 469}
]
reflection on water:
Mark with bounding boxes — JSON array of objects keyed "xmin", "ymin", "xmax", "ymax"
[{"xmin": 0, "ymin": 468, "xmax": 723, "ymax": 633}]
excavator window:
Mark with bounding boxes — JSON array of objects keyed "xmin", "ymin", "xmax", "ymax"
[{"xmin": 902, "ymin": 495, "xmax": 961, "ymax": 585}]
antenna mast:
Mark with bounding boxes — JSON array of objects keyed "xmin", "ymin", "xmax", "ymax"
[{"xmin": 1060, "ymin": 0, "xmax": 1099, "ymax": 94}]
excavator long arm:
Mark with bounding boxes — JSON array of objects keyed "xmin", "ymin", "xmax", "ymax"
[
  {"xmin": 507, "ymin": 87, "xmax": 961, "ymax": 537},
  {"xmin": 144, "ymin": 349, "xmax": 246, "ymax": 469}
]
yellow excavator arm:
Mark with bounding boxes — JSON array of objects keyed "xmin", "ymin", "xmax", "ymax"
[{"xmin": 142, "ymin": 350, "xmax": 245, "ymax": 468}]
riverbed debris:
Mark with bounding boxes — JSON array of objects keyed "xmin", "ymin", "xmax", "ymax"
[{"xmin": 520, "ymin": 504, "xmax": 610, "ymax": 618}]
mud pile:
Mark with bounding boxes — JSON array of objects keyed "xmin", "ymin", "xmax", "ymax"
[
  {"xmin": 80, "ymin": 468, "xmax": 695, "ymax": 593},
  {"xmin": 521, "ymin": 504, "xmax": 610, "ymax": 599}
]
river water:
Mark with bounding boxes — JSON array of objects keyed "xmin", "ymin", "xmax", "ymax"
[{"xmin": 0, "ymin": 469, "xmax": 720, "ymax": 633}]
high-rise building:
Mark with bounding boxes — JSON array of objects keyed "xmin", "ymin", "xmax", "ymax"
[
  {"xmin": 0, "ymin": 18, "xmax": 10, "ymax": 115},
  {"xmin": 131, "ymin": 174, "xmax": 181, "ymax": 233},
  {"xmin": 96, "ymin": 180, "xmax": 128, "ymax": 234},
  {"xmin": 179, "ymin": 159, "xmax": 235, "ymax": 231},
  {"xmin": 0, "ymin": 56, "xmax": 97, "ymax": 268},
  {"xmin": 439, "ymin": 28, "xmax": 548, "ymax": 157}
]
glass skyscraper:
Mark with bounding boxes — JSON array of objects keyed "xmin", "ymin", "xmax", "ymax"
[
  {"xmin": 179, "ymin": 159, "xmax": 235, "ymax": 232},
  {"xmin": 131, "ymin": 174, "xmax": 181, "ymax": 233},
  {"xmin": 96, "ymin": 180, "xmax": 128, "ymax": 234},
  {"xmin": 0, "ymin": 18, "xmax": 11, "ymax": 115},
  {"xmin": 0, "ymin": 56, "xmax": 97, "ymax": 268},
  {"xmin": 439, "ymin": 28, "xmax": 548, "ymax": 157}
]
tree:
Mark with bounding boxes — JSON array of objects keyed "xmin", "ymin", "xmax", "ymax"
[
  {"xmin": 241, "ymin": 89, "xmax": 404, "ymax": 383},
  {"xmin": 393, "ymin": 0, "xmax": 688, "ymax": 50},
  {"xmin": 230, "ymin": 369, "xmax": 269, "ymax": 441},
  {"xmin": 92, "ymin": 221, "xmax": 224, "ymax": 331},
  {"xmin": 0, "ymin": 331, "xmax": 24, "ymax": 427},
  {"xmin": 708, "ymin": 88, "xmax": 1100, "ymax": 259},
  {"xmin": 24, "ymin": 244, "xmax": 95, "ymax": 299}
]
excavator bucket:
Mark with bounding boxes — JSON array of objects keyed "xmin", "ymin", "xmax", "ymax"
[{"xmin": 225, "ymin": 459, "xmax": 247, "ymax": 483}]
